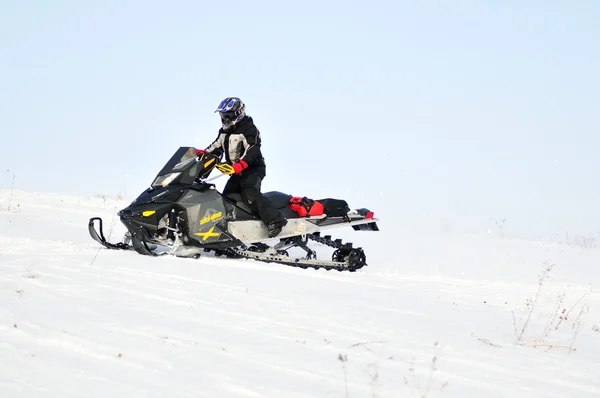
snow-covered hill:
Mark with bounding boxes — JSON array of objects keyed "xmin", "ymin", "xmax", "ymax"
[{"xmin": 1, "ymin": 189, "xmax": 599, "ymax": 397}]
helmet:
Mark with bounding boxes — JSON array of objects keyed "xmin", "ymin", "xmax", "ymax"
[{"xmin": 215, "ymin": 97, "xmax": 246, "ymax": 130}]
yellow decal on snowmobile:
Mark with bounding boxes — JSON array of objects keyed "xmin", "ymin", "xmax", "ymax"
[
  {"xmin": 204, "ymin": 158, "xmax": 216, "ymax": 167},
  {"xmin": 194, "ymin": 226, "xmax": 220, "ymax": 241},
  {"xmin": 200, "ymin": 211, "xmax": 223, "ymax": 225},
  {"xmin": 142, "ymin": 210, "xmax": 156, "ymax": 217},
  {"xmin": 200, "ymin": 213, "xmax": 223, "ymax": 225},
  {"xmin": 216, "ymin": 163, "xmax": 235, "ymax": 175}
]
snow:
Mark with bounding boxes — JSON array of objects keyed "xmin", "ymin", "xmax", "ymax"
[{"xmin": 1, "ymin": 188, "xmax": 599, "ymax": 397}]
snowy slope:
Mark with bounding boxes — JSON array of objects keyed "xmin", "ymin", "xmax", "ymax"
[{"xmin": 1, "ymin": 189, "xmax": 599, "ymax": 398}]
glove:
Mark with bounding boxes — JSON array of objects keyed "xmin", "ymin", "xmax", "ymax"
[
  {"xmin": 216, "ymin": 160, "xmax": 248, "ymax": 175},
  {"xmin": 196, "ymin": 149, "xmax": 206, "ymax": 155}
]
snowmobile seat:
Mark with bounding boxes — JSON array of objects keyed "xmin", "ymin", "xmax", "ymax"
[
  {"xmin": 263, "ymin": 191, "xmax": 292, "ymax": 208},
  {"xmin": 223, "ymin": 191, "xmax": 300, "ymax": 219},
  {"xmin": 263, "ymin": 191, "xmax": 301, "ymax": 219},
  {"xmin": 223, "ymin": 191, "xmax": 290, "ymax": 210}
]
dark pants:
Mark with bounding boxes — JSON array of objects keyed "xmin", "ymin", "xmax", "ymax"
[{"xmin": 223, "ymin": 167, "xmax": 284, "ymax": 225}]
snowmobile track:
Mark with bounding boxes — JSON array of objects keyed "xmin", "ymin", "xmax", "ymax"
[{"xmin": 222, "ymin": 232, "xmax": 367, "ymax": 272}]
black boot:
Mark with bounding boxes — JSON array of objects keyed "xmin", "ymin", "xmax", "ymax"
[{"xmin": 267, "ymin": 218, "xmax": 288, "ymax": 238}]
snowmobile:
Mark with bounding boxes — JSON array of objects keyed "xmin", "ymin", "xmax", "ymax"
[{"xmin": 88, "ymin": 147, "xmax": 379, "ymax": 272}]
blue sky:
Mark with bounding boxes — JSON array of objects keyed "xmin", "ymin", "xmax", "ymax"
[{"xmin": 1, "ymin": 1, "xmax": 599, "ymax": 239}]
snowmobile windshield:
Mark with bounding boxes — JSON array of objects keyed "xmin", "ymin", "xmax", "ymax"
[{"xmin": 151, "ymin": 147, "xmax": 203, "ymax": 188}]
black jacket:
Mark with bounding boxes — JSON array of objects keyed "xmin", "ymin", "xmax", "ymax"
[{"xmin": 205, "ymin": 116, "xmax": 266, "ymax": 168}]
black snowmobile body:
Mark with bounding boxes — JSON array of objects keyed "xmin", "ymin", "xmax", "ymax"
[{"xmin": 88, "ymin": 147, "xmax": 379, "ymax": 271}]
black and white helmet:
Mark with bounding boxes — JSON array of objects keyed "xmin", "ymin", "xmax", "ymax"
[{"xmin": 215, "ymin": 97, "xmax": 246, "ymax": 130}]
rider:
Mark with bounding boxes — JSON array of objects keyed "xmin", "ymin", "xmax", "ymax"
[{"xmin": 199, "ymin": 97, "xmax": 288, "ymax": 238}]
